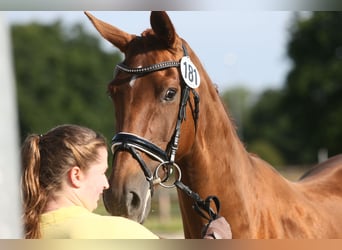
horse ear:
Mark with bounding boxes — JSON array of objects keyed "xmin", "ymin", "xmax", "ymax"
[
  {"xmin": 150, "ymin": 11, "xmax": 176, "ymax": 47},
  {"xmin": 84, "ymin": 11, "xmax": 135, "ymax": 52}
]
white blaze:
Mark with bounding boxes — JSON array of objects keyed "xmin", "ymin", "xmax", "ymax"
[
  {"xmin": 129, "ymin": 75, "xmax": 138, "ymax": 87},
  {"xmin": 129, "ymin": 66, "xmax": 142, "ymax": 88}
]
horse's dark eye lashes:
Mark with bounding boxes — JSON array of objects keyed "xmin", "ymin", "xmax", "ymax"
[{"xmin": 164, "ymin": 88, "xmax": 177, "ymax": 101}]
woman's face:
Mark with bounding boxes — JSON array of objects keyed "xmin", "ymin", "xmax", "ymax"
[{"xmin": 79, "ymin": 147, "xmax": 109, "ymax": 211}]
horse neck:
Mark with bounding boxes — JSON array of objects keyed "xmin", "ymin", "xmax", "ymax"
[
  {"xmin": 183, "ymin": 53, "xmax": 252, "ymax": 192},
  {"xmin": 179, "ymin": 51, "xmax": 259, "ymax": 217},
  {"xmin": 177, "ymin": 65, "xmax": 256, "ymax": 237}
]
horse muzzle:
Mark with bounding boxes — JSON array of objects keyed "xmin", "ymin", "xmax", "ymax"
[
  {"xmin": 103, "ymin": 132, "xmax": 169, "ymax": 223},
  {"xmin": 103, "ymin": 165, "xmax": 152, "ymax": 224}
]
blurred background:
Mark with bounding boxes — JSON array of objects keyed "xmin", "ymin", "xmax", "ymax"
[{"xmin": 1, "ymin": 11, "xmax": 342, "ymax": 238}]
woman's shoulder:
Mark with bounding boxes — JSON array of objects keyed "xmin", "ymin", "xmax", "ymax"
[
  {"xmin": 44, "ymin": 206, "xmax": 159, "ymax": 239},
  {"xmin": 79, "ymin": 212, "xmax": 159, "ymax": 239}
]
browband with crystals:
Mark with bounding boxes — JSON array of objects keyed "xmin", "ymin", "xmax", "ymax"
[
  {"xmin": 114, "ymin": 44, "xmax": 189, "ymax": 76},
  {"xmin": 115, "ymin": 61, "xmax": 180, "ymax": 75}
]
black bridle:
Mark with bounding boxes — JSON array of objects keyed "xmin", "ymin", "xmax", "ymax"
[{"xmin": 111, "ymin": 44, "xmax": 220, "ymax": 222}]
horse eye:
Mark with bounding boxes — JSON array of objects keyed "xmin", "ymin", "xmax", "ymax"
[{"xmin": 164, "ymin": 88, "xmax": 177, "ymax": 101}]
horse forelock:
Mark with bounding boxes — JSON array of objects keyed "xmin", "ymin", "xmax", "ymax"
[{"xmin": 141, "ymin": 28, "xmax": 154, "ymax": 37}]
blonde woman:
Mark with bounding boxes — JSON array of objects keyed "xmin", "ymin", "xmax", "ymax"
[{"xmin": 21, "ymin": 124, "xmax": 159, "ymax": 239}]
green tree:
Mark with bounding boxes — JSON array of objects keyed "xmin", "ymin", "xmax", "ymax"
[
  {"xmin": 12, "ymin": 21, "xmax": 122, "ymax": 143},
  {"xmin": 281, "ymin": 12, "xmax": 342, "ymax": 164},
  {"xmin": 216, "ymin": 13, "xmax": 342, "ymax": 166},
  {"xmin": 242, "ymin": 89, "xmax": 287, "ymax": 167}
]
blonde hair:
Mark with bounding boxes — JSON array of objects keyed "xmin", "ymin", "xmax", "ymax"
[{"xmin": 21, "ymin": 124, "xmax": 107, "ymax": 238}]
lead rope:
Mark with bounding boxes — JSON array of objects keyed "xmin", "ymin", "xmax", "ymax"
[{"xmin": 174, "ymin": 180, "xmax": 220, "ymax": 222}]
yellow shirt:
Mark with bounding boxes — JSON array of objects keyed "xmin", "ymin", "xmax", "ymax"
[{"xmin": 40, "ymin": 206, "xmax": 159, "ymax": 239}]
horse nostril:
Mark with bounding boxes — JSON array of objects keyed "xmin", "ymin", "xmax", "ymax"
[{"xmin": 128, "ymin": 191, "xmax": 141, "ymax": 209}]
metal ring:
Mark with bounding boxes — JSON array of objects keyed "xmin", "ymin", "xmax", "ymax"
[{"xmin": 154, "ymin": 161, "xmax": 182, "ymax": 188}]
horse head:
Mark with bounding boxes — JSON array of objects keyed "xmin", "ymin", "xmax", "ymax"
[{"xmin": 86, "ymin": 11, "xmax": 201, "ymax": 223}]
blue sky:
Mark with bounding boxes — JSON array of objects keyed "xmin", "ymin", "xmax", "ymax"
[{"xmin": 6, "ymin": 11, "xmax": 294, "ymax": 93}]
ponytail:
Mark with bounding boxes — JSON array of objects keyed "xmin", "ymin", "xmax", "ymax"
[
  {"xmin": 21, "ymin": 135, "xmax": 47, "ymax": 239},
  {"xmin": 21, "ymin": 124, "xmax": 107, "ymax": 239}
]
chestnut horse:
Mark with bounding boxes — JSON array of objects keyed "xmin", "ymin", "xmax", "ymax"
[{"xmin": 86, "ymin": 11, "xmax": 342, "ymax": 238}]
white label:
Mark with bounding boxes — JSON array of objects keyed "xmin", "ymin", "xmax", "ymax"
[{"xmin": 180, "ymin": 56, "xmax": 200, "ymax": 89}]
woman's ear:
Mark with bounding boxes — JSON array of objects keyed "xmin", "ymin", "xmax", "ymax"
[{"xmin": 68, "ymin": 166, "xmax": 83, "ymax": 188}]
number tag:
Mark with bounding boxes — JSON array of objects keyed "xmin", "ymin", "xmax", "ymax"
[{"xmin": 180, "ymin": 56, "xmax": 200, "ymax": 89}]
